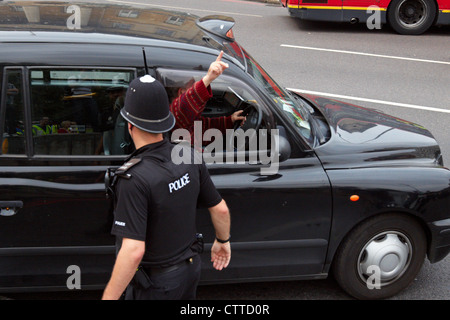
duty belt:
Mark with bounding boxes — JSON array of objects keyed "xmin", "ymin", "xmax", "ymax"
[{"xmin": 144, "ymin": 257, "xmax": 194, "ymax": 276}]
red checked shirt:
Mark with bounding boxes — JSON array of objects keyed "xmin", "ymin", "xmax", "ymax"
[{"xmin": 170, "ymin": 80, "xmax": 232, "ymax": 144}]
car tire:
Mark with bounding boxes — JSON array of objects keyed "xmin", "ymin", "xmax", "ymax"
[
  {"xmin": 332, "ymin": 213, "xmax": 426, "ymax": 299},
  {"xmin": 387, "ymin": 0, "xmax": 437, "ymax": 35}
]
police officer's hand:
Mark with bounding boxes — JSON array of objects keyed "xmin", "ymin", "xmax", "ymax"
[
  {"xmin": 211, "ymin": 240, "xmax": 231, "ymax": 271},
  {"xmin": 202, "ymin": 51, "xmax": 229, "ymax": 88}
]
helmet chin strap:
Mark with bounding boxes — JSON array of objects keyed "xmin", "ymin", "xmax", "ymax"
[
  {"xmin": 128, "ymin": 123, "xmax": 163, "ymax": 149},
  {"xmin": 128, "ymin": 123, "xmax": 134, "ymax": 140}
]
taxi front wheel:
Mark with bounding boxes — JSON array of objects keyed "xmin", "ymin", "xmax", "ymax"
[
  {"xmin": 332, "ymin": 213, "xmax": 426, "ymax": 300},
  {"xmin": 387, "ymin": 0, "xmax": 437, "ymax": 35}
]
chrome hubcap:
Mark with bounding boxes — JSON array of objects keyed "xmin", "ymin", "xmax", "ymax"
[
  {"xmin": 397, "ymin": 0, "xmax": 428, "ymax": 28},
  {"xmin": 358, "ymin": 232, "xmax": 412, "ymax": 286}
]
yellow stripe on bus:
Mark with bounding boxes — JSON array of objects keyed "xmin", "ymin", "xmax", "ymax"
[
  {"xmin": 344, "ymin": 6, "xmax": 386, "ymax": 11},
  {"xmin": 299, "ymin": 6, "xmax": 341, "ymax": 9}
]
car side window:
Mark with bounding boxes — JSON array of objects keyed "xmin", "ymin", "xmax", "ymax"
[
  {"xmin": 157, "ymin": 68, "xmax": 271, "ymax": 152},
  {"xmin": 29, "ymin": 68, "xmax": 135, "ymax": 156},
  {"xmin": 1, "ymin": 69, "xmax": 26, "ymax": 155}
]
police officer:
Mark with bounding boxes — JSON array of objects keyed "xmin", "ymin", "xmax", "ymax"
[
  {"xmin": 102, "ymin": 75, "xmax": 231, "ymax": 300},
  {"xmin": 32, "ymin": 117, "xmax": 57, "ymax": 135}
]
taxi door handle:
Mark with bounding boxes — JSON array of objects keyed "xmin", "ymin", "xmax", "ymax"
[{"xmin": 0, "ymin": 201, "xmax": 23, "ymax": 217}]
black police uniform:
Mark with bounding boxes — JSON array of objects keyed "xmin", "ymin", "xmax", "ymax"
[{"xmin": 111, "ymin": 138, "xmax": 222, "ymax": 300}]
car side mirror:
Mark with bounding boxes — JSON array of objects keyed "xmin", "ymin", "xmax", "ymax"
[
  {"xmin": 276, "ymin": 125, "xmax": 291, "ymax": 163},
  {"xmin": 277, "ymin": 134, "xmax": 291, "ymax": 163}
]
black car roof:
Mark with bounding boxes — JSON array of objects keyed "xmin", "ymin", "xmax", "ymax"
[
  {"xmin": 0, "ymin": 1, "xmax": 248, "ymax": 70},
  {"xmin": 0, "ymin": 1, "xmax": 231, "ymax": 50}
]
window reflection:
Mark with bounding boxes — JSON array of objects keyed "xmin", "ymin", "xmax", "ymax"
[
  {"xmin": 2, "ymin": 69, "xmax": 25, "ymax": 155},
  {"xmin": 29, "ymin": 68, "xmax": 134, "ymax": 156}
]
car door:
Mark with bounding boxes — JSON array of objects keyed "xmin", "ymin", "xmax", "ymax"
[
  {"xmin": 0, "ymin": 66, "xmax": 135, "ymax": 291},
  {"xmin": 189, "ymin": 75, "xmax": 333, "ymax": 283},
  {"xmin": 198, "ymin": 153, "xmax": 332, "ymax": 283}
]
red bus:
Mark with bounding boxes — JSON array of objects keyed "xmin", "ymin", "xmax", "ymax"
[{"xmin": 280, "ymin": 0, "xmax": 450, "ymax": 34}]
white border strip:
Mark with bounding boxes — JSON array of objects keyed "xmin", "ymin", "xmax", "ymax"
[
  {"xmin": 289, "ymin": 88, "xmax": 450, "ymax": 114},
  {"xmin": 281, "ymin": 44, "xmax": 450, "ymax": 65}
]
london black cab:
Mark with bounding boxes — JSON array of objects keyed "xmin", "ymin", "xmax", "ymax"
[{"xmin": 1, "ymin": 1, "xmax": 449, "ymax": 299}]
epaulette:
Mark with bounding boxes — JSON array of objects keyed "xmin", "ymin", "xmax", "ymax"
[
  {"xmin": 115, "ymin": 158, "xmax": 142, "ymax": 178},
  {"xmin": 105, "ymin": 158, "xmax": 142, "ymax": 199}
]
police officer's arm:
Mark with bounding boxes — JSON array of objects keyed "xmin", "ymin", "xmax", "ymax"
[
  {"xmin": 197, "ymin": 159, "xmax": 231, "ymax": 271},
  {"xmin": 102, "ymin": 238, "xmax": 145, "ymax": 300},
  {"xmin": 209, "ymin": 199, "xmax": 231, "ymax": 271}
]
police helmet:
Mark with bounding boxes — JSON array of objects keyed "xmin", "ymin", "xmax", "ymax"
[{"xmin": 121, "ymin": 75, "xmax": 175, "ymax": 133}]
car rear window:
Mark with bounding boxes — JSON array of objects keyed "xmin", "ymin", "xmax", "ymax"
[
  {"xmin": 29, "ymin": 68, "xmax": 135, "ymax": 156},
  {"xmin": 2, "ymin": 68, "xmax": 26, "ymax": 155}
]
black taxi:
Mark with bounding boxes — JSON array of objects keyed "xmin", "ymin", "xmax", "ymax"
[{"xmin": 1, "ymin": 1, "xmax": 449, "ymax": 299}]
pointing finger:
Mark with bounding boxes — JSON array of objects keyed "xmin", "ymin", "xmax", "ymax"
[{"xmin": 216, "ymin": 50, "xmax": 224, "ymax": 62}]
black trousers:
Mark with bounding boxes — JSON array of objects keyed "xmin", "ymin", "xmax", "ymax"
[{"xmin": 125, "ymin": 255, "xmax": 201, "ymax": 300}]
